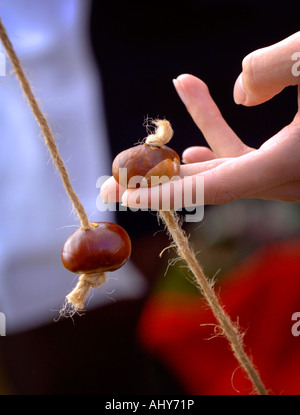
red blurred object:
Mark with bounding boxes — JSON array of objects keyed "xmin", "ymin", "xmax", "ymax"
[{"xmin": 138, "ymin": 239, "xmax": 300, "ymax": 395}]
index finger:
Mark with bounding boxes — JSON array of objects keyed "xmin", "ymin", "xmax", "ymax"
[{"xmin": 100, "ymin": 158, "xmax": 229, "ymax": 203}]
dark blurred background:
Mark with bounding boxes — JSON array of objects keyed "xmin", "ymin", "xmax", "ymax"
[{"xmin": 0, "ymin": 0, "xmax": 299, "ymax": 395}]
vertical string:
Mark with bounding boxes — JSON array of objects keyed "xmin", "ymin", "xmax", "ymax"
[
  {"xmin": 0, "ymin": 17, "xmax": 91, "ymax": 230},
  {"xmin": 159, "ymin": 210, "xmax": 268, "ymax": 395}
]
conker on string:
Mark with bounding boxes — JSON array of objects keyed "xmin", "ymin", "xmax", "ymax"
[
  {"xmin": 61, "ymin": 222, "xmax": 131, "ymax": 274},
  {"xmin": 112, "ymin": 119, "xmax": 180, "ymax": 188}
]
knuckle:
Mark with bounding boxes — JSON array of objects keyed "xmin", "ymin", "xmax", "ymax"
[
  {"xmin": 206, "ymin": 172, "xmax": 240, "ymax": 205},
  {"xmin": 212, "ymin": 188, "xmax": 239, "ymax": 205}
]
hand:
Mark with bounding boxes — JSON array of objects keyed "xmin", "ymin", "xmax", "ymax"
[{"xmin": 101, "ymin": 32, "xmax": 300, "ymax": 209}]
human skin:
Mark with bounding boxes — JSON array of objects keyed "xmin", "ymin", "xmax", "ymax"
[{"xmin": 100, "ymin": 32, "xmax": 300, "ymax": 209}]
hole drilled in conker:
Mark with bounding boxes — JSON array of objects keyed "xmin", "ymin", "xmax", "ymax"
[{"xmin": 61, "ymin": 222, "xmax": 131, "ymax": 274}]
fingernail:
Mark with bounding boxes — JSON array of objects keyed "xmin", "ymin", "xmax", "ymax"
[
  {"xmin": 173, "ymin": 78, "xmax": 188, "ymax": 105},
  {"xmin": 102, "ymin": 194, "xmax": 108, "ymax": 204},
  {"xmin": 100, "ymin": 189, "xmax": 108, "ymax": 203},
  {"xmin": 181, "ymin": 149, "xmax": 190, "ymax": 164},
  {"xmin": 182, "ymin": 157, "xmax": 192, "ymax": 165},
  {"xmin": 233, "ymin": 73, "xmax": 246, "ymax": 105},
  {"xmin": 121, "ymin": 190, "xmax": 128, "ymax": 206}
]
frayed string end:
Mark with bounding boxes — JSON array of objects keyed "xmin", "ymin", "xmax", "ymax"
[{"xmin": 60, "ymin": 272, "xmax": 106, "ymax": 317}]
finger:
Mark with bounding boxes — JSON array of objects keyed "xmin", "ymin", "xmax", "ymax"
[
  {"xmin": 202, "ymin": 145, "xmax": 294, "ymax": 205},
  {"xmin": 122, "ymin": 174, "xmax": 204, "ymax": 211},
  {"xmin": 182, "ymin": 146, "xmax": 216, "ymax": 163},
  {"xmin": 100, "ymin": 157, "xmax": 229, "ymax": 204},
  {"xmin": 100, "ymin": 175, "xmax": 125, "ymax": 203},
  {"xmin": 122, "ymin": 141, "xmax": 293, "ymax": 209},
  {"xmin": 120, "ymin": 158, "xmax": 232, "ymax": 210},
  {"xmin": 246, "ymin": 180, "xmax": 300, "ymax": 202},
  {"xmin": 179, "ymin": 158, "xmax": 229, "ymax": 177},
  {"xmin": 121, "ymin": 174, "xmax": 300, "ymax": 210},
  {"xmin": 296, "ymin": 84, "xmax": 300, "ymax": 122},
  {"xmin": 234, "ymin": 31, "xmax": 300, "ymax": 106},
  {"xmin": 173, "ymin": 74, "xmax": 250, "ymax": 157}
]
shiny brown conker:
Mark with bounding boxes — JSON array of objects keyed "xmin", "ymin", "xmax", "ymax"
[
  {"xmin": 112, "ymin": 143, "xmax": 180, "ymax": 188},
  {"xmin": 61, "ymin": 222, "xmax": 131, "ymax": 274}
]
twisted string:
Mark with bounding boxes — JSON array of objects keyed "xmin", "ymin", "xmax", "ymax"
[
  {"xmin": 0, "ymin": 17, "xmax": 106, "ymax": 314},
  {"xmin": 159, "ymin": 210, "xmax": 268, "ymax": 395},
  {"xmin": 0, "ymin": 17, "xmax": 91, "ymax": 230}
]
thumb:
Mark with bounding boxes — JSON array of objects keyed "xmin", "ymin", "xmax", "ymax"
[{"xmin": 234, "ymin": 31, "xmax": 300, "ymax": 106}]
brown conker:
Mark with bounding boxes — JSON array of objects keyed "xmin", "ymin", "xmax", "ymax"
[
  {"xmin": 112, "ymin": 143, "xmax": 180, "ymax": 188},
  {"xmin": 61, "ymin": 222, "xmax": 131, "ymax": 274}
]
